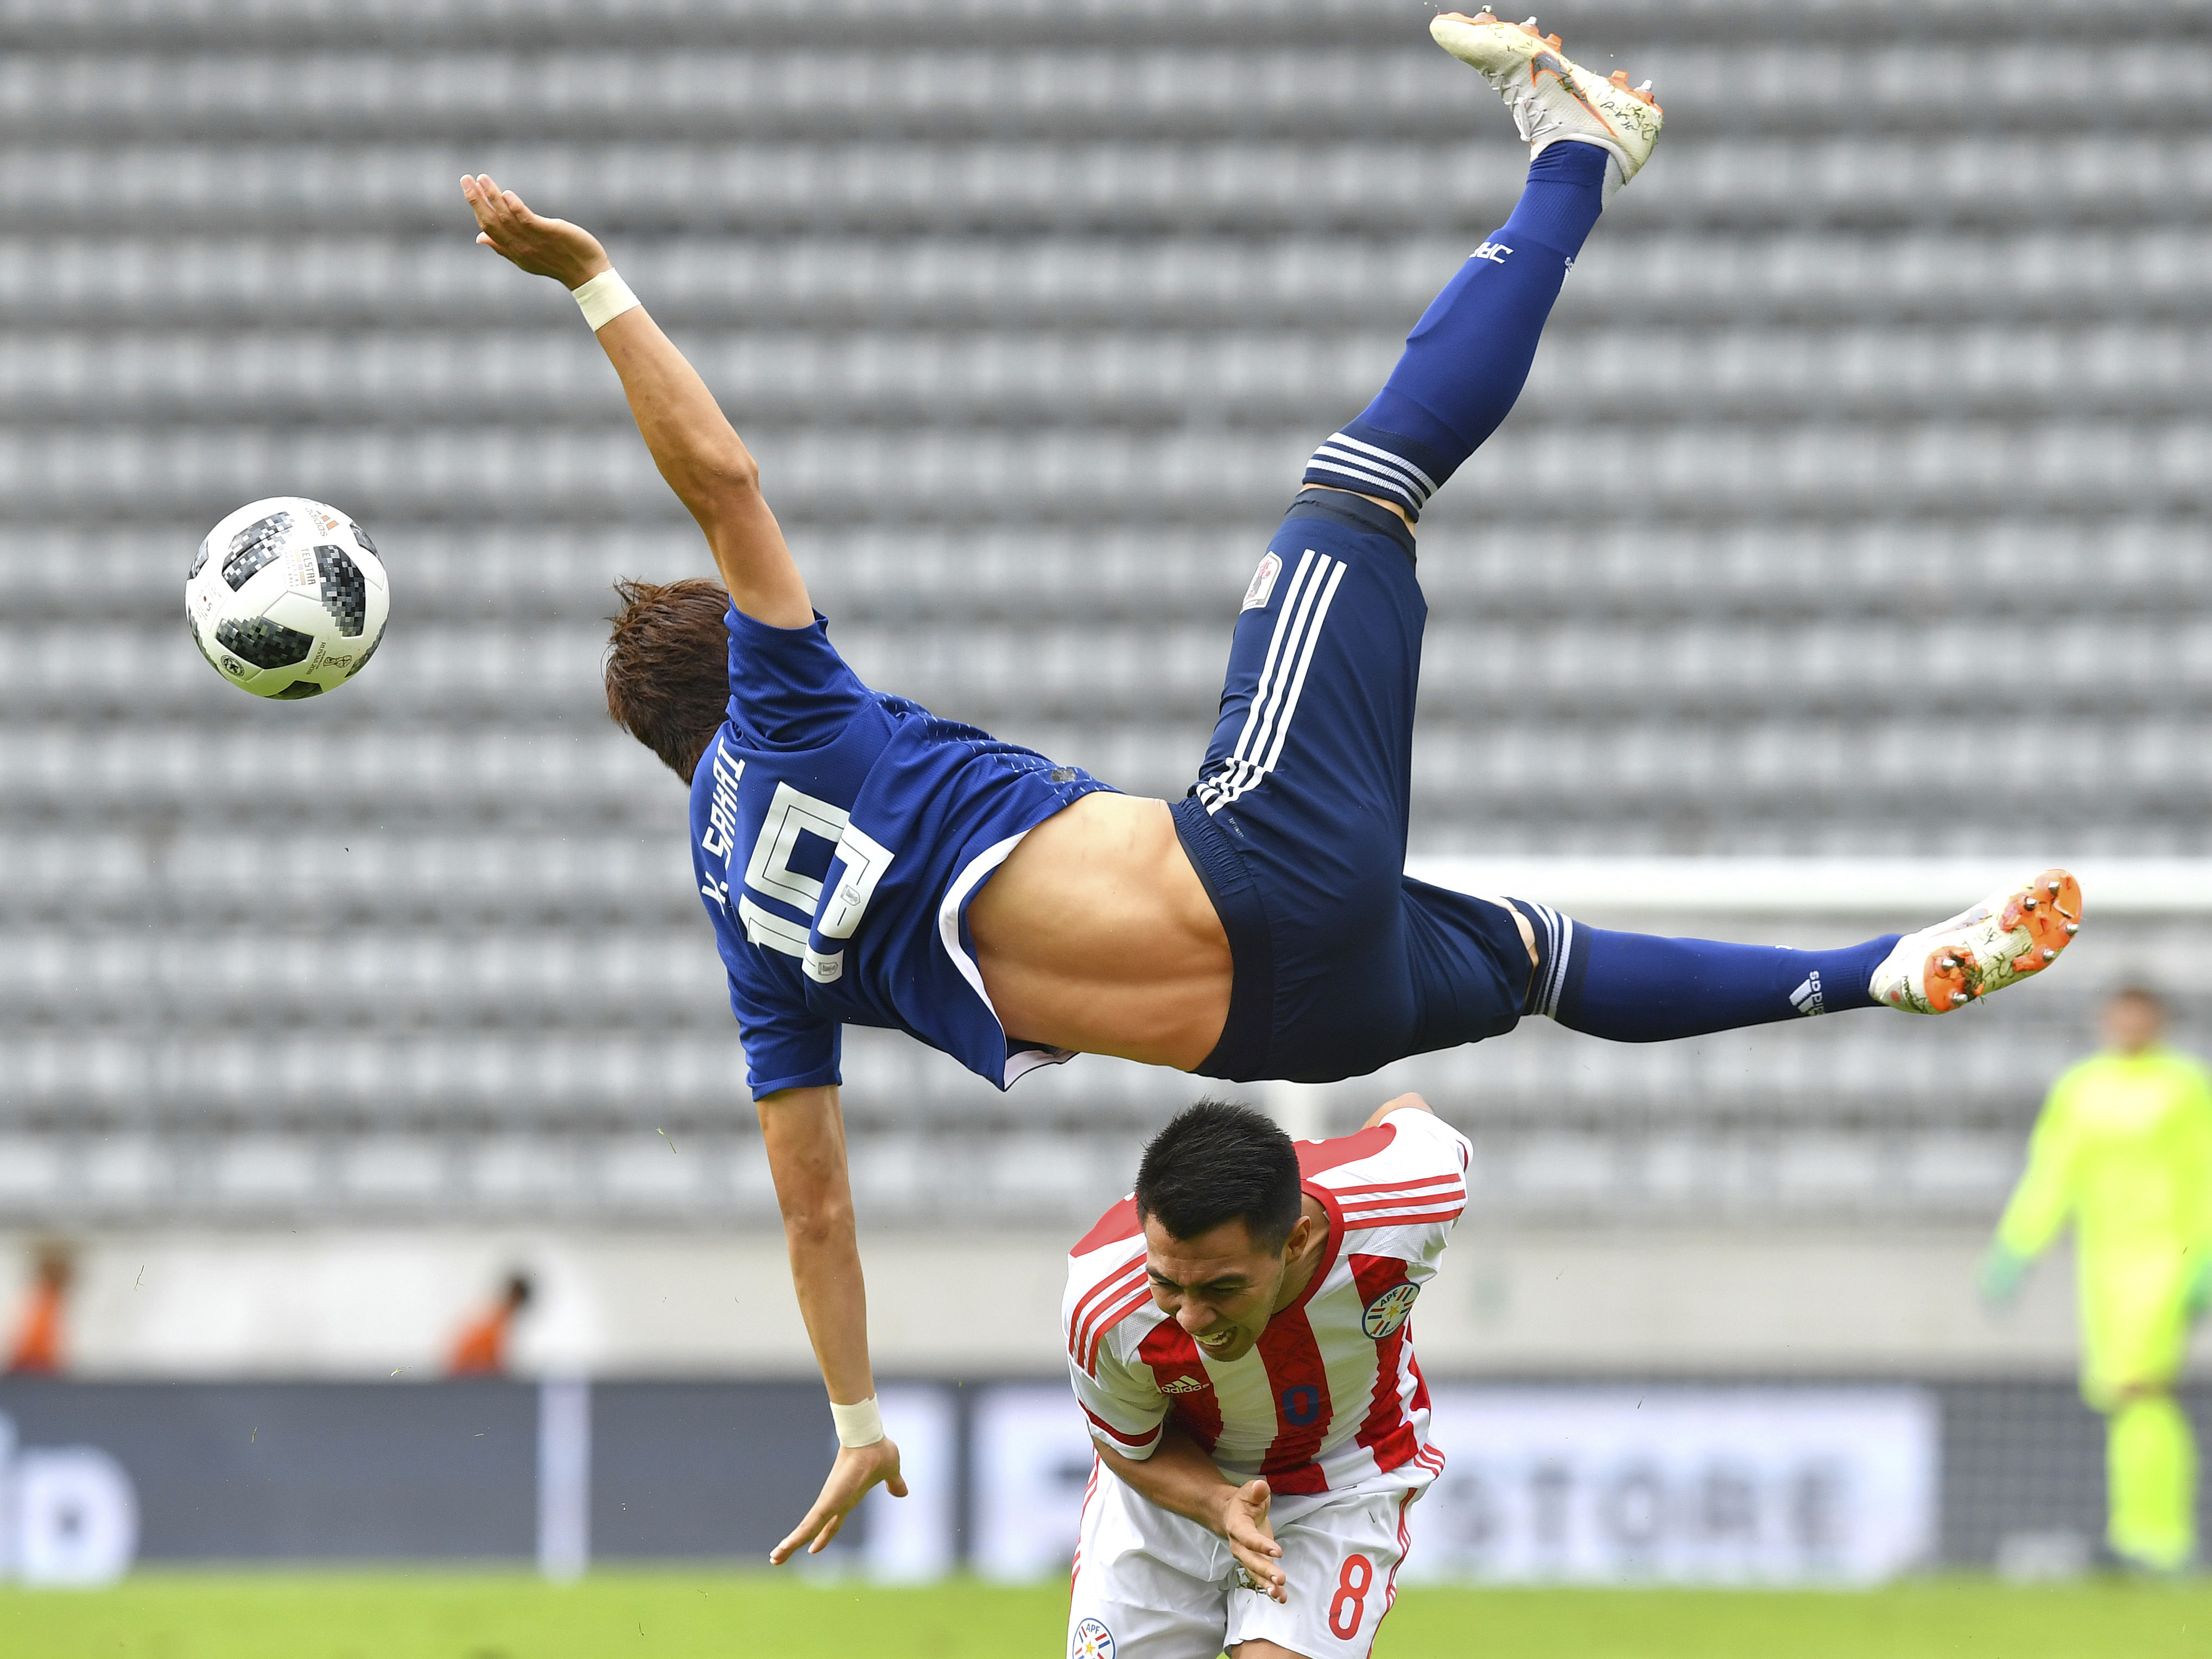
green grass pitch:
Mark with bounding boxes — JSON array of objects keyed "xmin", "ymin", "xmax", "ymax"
[{"xmin": 4, "ymin": 1574, "xmax": 2207, "ymax": 1658}]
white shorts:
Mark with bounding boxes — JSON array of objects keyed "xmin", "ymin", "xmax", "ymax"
[{"xmin": 1067, "ymin": 1460, "xmax": 1421, "ymax": 1659}]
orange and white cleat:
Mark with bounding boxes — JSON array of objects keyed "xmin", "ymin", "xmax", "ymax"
[
  {"xmin": 1871, "ymin": 870, "xmax": 2084, "ymax": 1015},
  {"xmin": 1429, "ymin": 10, "xmax": 1663, "ymax": 200}
]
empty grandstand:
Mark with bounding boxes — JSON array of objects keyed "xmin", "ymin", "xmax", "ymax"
[{"xmin": 2, "ymin": 0, "xmax": 2206, "ymax": 1230}]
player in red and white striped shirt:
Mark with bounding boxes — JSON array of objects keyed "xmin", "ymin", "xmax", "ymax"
[{"xmin": 1062, "ymin": 1095, "xmax": 1467, "ymax": 1658}]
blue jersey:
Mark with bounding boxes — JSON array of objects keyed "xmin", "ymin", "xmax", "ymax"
[{"xmin": 690, "ymin": 607, "xmax": 1114, "ymax": 1099}]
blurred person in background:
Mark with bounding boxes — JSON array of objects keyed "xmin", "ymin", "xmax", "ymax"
[
  {"xmin": 5, "ymin": 1242, "xmax": 75, "ymax": 1375},
  {"xmin": 1982, "ymin": 984, "xmax": 2212, "ymax": 1573},
  {"xmin": 447, "ymin": 1270, "xmax": 535, "ymax": 1377}
]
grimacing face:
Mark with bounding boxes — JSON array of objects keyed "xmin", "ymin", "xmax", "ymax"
[{"xmin": 1140, "ymin": 1210, "xmax": 1314, "ymax": 1365}]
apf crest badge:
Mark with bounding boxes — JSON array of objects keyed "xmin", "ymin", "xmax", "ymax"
[
  {"xmin": 1360, "ymin": 1282, "xmax": 1421, "ymax": 1340},
  {"xmin": 1241, "ymin": 551, "xmax": 1282, "ymax": 611},
  {"xmin": 1073, "ymin": 1616, "xmax": 1117, "ymax": 1658}
]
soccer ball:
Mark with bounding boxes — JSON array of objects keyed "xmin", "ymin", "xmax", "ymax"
[{"xmin": 186, "ymin": 497, "xmax": 390, "ymax": 699}]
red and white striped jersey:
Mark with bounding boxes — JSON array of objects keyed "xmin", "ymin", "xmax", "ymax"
[{"xmin": 1062, "ymin": 1109, "xmax": 1470, "ymax": 1498}]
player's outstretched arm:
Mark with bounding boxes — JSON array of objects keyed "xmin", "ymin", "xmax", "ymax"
[
  {"xmin": 460, "ymin": 173, "xmax": 812, "ymax": 628},
  {"xmin": 757, "ymin": 1084, "xmax": 908, "ymax": 1563},
  {"xmin": 1095, "ymin": 1426, "xmax": 1284, "ymax": 1601}
]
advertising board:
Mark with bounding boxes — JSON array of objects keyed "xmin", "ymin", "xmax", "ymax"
[{"xmin": 965, "ymin": 1383, "xmax": 1938, "ymax": 1586}]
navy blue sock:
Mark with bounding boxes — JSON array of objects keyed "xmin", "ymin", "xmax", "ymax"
[
  {"xmin": 1301, "ymin": 142, "xmax": 1609, "ymax": 519},
  {"xmin": 1517, "ymin": 905, "xmax": 1903, "ymax": 1042}
]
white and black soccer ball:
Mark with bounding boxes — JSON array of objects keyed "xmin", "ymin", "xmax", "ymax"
[{"xmin": 186, "ymin": 497, "xmax": 390, "ymax": 699}]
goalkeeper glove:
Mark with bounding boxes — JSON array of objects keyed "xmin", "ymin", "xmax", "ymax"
[{"xmin": 1979, "ymin": 1243, "xmax": 2029, "ymax": 1308}]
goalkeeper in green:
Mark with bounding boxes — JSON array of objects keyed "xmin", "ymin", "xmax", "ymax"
[{"xmin": 1982, "ymin": 985, "xmax": 2212, "ymax": 1572}]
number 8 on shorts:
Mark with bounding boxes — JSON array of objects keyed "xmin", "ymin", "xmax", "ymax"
[{"xmin": 1328, "ymin": 1553, "xmax": 1374, "ymax": 1640}]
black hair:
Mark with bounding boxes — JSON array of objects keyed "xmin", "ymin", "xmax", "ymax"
[
  {"xmin": 1133, "ymin": 1099, "xmax": 1303, "ymax": 1252},
  {"xmin": 504, "ymin": 1271, "xmax": 536, "ymax": 1309}
]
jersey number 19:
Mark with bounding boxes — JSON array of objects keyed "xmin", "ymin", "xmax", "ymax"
[{"xmin": 732, "ymin": 780, "xmax": 896, "ymax": 985}]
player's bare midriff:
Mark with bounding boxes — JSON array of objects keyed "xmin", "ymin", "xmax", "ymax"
[
  {"xmin": 969, "ymin": 491, "xmax": 1417, "ymax": 1071},
  {"xmin": 968, "ymin": 793, "xmax": 1233, "ymax": 1071}
]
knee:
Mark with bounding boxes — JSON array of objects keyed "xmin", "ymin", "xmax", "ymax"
[{"xmin": 1503, "ymin": 902, "xmax": 1538, "ymax": 972}]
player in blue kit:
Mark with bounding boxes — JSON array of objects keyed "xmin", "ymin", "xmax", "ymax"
[{"xmin": 464, "ymin": 10, "xmax": 2083, "ymax": 1563}]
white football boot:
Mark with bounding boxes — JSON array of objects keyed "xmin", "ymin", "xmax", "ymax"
[
  {"xmin": 1870, "ymin": 870, "xmax": 2084, "ymax": 1015},
  {"xmin": 1429, "ymin": 10, "xmax": 1663, "ymax": 200}
]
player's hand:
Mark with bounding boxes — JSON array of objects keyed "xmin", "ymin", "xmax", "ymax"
[
  {"xmin": 1978, "ymin": 1243, "xmax": 2028, "ymax": 1308},
  {"xmin": 769, "ymin": 1438, "xmax": 907, "ymax": 1566},
  {"xmin": 1215, "ymin": 1477, "xmax": 1285, "ymax": 1603},
  {"xmin": 460, "ymin": 173, "xmax": 611, "ymax": 291}
]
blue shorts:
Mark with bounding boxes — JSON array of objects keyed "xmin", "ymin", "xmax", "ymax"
[{"xmin": 1173, "ymin": 491, "xmax": 1535, "ymax": 1084}]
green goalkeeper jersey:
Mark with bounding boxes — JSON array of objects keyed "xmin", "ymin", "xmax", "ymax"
[{"xmin": 1996, "ymin": 1046, "xmax": 2212, "ymax": 1398}]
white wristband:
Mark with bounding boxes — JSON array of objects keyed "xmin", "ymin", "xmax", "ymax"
[
  {"xmin": 572, "ymin": 268, "xmax": 642, "ymax": 332},
  {"xmin": 830, "ymin": 1396, "xmax": 885, "ymax": 1449}
]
